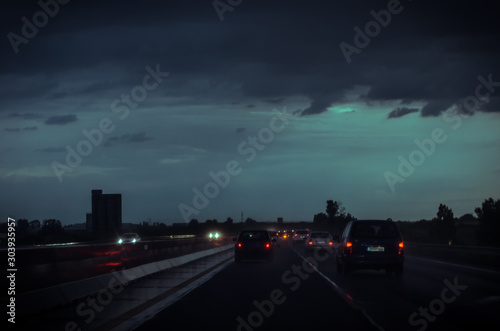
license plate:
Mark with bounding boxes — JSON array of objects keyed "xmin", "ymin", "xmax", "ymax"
[{"xmin": 367, "ymin": 246, "xmax": 384, "ymax": 252}]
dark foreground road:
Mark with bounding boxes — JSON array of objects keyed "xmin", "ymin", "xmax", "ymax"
[
  {"xmin": 135, "ymin": 240, "xmax": 500, "ymax": 331},
  {"xmin": 135, "ymin": 241, "xmax": 379, "ymax": 331},
  {"xmin": 11, "ymin": 240, "xmax": 500, "ymax": 331}
]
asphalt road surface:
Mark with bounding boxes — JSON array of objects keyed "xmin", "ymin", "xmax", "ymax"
[{"xmin": 134, "ymin": 240, "xmax": 500, "ymax": 331}]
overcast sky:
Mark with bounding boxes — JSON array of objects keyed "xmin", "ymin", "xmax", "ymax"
[{"xmin": 1, "ymin": 0, "xmax": 499, "ymax": 225}]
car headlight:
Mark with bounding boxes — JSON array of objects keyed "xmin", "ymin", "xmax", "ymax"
[{"xmin": 118, "ymin": 238, "xmax": 123, "ymax": 244}]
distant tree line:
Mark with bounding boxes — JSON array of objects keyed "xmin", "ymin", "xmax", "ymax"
[
  {"xmin": 397, "ymin": 198, "xmax": 500, "ymax": 246},
  {"xmin": 2, "ymin": 197, "xmax": 498, "ymax": 247},
  {"xmin": 312, "ymin": 200, "xmax": 357, "ymax": 235},
  {"xmin": 0, "ymin": 218, "xmax": 74, "ymax": 245}
]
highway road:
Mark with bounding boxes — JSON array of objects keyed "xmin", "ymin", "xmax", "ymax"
[
  {"xmin": 135, "ymin": 240, "xmax": 500, "ymax": 331},
  {"xmin": 11, "ymin": 239, "xmax": 500, "ymax": 331}
]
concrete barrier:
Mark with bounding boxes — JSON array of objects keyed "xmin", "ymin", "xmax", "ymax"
[
  {"xmin": 2, "ymin": 236, "xmax": 232, "ymax": 294},
  {"xmin": 16, "ymin": 243, "xmax": 234, "ymax": 316}
]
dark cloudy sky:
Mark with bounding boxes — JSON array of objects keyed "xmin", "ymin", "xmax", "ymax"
[{"xmin": 1, "ymin": 0, "xmax": 499, "ymax": 225}]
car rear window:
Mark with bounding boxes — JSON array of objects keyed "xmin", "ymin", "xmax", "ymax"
[
  {"xmin": 351, "ymin": 222, "xmax": 398, "ymax": 239},
  {"xmin": 310, "ymin": 233, "xmax": 329, "ymax": 238},
  {"xmin": 240, "ymin": 232, "xmax": 268, "ymax": 240}
]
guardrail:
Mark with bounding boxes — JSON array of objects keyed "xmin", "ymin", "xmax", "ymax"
[{"xmin": 405, "ymin": 242, "xmax": 500, "ymax": 269}]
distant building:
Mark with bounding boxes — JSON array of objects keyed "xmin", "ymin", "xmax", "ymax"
[
  {"xmin": 86, "ymin": 213, "xmax": 92, "ymax": 232},
  {"xmin": 88, "ymin": 190, "xmax": 122, "ymax": 237},
  {"xmin": 277, "ymin": 217, "xmax": 283, "ymax": 224}
]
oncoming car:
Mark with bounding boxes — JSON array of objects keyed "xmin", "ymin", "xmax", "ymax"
[
  {"xmin": 117, "ymin": 233, "xmax": 140, "ymax": 244},
  {"xmin": 208, "ymin": 232, "xmax": 221, "ymax": 239},
  {"xmin": 305, "ymin": 231, "xmax": 334, "ymax": 253},
  {"xmin": 234, "ymin": 230, "xmax": 274, "ymax": 263},
  {"xmin": 336, "ymin": 219, "xmax": 404, "ymax": 276}
]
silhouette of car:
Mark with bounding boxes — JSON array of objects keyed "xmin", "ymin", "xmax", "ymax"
[
  {"xmin": 292, "ymin": 229, "xmax": 309, "ymax": 244},
  {"xmin": 305, "ymin": 231, "xmax": 334, "ymax": 253},
  {"xmin": 117, "ymin": 233, "xmax": 140, "ymax": 244},
  {"xmin": 234, "ymin": 230, "xmax": 274, "ymax": 263},
  {"xmin": 336, "ymin": 219, "xmax": 404, "ymax": 276}
]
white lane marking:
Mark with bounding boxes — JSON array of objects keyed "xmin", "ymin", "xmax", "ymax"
[{"xmin": 291, "ymin": 246, "xmax": 386, "ymax": 331}]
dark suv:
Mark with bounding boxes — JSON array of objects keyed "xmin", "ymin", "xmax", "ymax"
[
  {"xmin": 234, "ymin": 230, "xmax": 274, "ymax": 263},
  {"xmin": 336, "ymin": 219, "xmax": 404, "ymax": 276}
]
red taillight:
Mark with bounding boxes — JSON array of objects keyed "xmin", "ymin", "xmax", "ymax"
[
  {"xmin": 308, "ymin": 241, "xmax": 313, "ymax": 245},
  {"xmin": 346, "ymin": 241, "xmax": 353, "ymax": 254},
  {"xmin": 237, "ymin": 242, "xmax": 242, "ymax": 248},
  {"xmin": 399, "ymin": 242, "xmax": 404, "ymax": 248},
  {"xmin": 328, "ymin": 242, "xmax": 333, "ymax": 246},
  {"xmin": 265, "ymin": 243, "xmax": 270, "ymax": 248},
  {"xmin": 294, "ymin": 234, "xmax": 298, "ymax": 237}
]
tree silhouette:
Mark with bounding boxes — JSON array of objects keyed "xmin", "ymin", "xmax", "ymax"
[
  {"xmin": 245, "ymin": 217, "xmax": 257, "ymax": 224},
  {"xmin": 475, "ymin": 198, "xmax": 500, "ymax": 246},
  {"xmin": 29, "ymin": 219, "xmax": 40, "ymax": 232},
  {"xmin": 313, "ymin": 212, "xmax": 328, "ymax": 225},
  {"xmin": 437, "ymin": 204, "xmax": 454, "ymax": 222},
  {"xmin": 17, "ymin": 219, "xmax": 29, "ymax": 234},
  {"xmin": 41, "ymin": 219, "xmax": 63, "ymax": 234},
  {"xmin": 326, "ymin": 200, "xmax": 339, "ymax": 221},
  {"xmin": 431, "ymin": 204, "xmax": 456, "ymax": 243},
  {"xmin": 205, "ymin": 219, "xmax": 218, "ymax": 226}
]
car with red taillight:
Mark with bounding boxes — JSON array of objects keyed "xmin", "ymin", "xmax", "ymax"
[
  {"xmin": 336, "ymin": 219, "xmax": 404, "ymax": 276},
  {"xmin": 292, "ymin": 229, "xmax": 310, "ymax": 244},
  {"xmin": 305, "ymin": 231, "xmax": 334, "ymax": 254},
  {"xmin": 234, "ymin": 230, "xmax": 274, "ymax": 263}
]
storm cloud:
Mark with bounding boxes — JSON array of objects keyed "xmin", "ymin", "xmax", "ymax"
[
  {"xmin": 45, "ymin": 115, "xmax": 78, "ymax": 125},
  {"xmin": 0, "ymin": 0, "xmax": 498, "ymax": 225}
]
